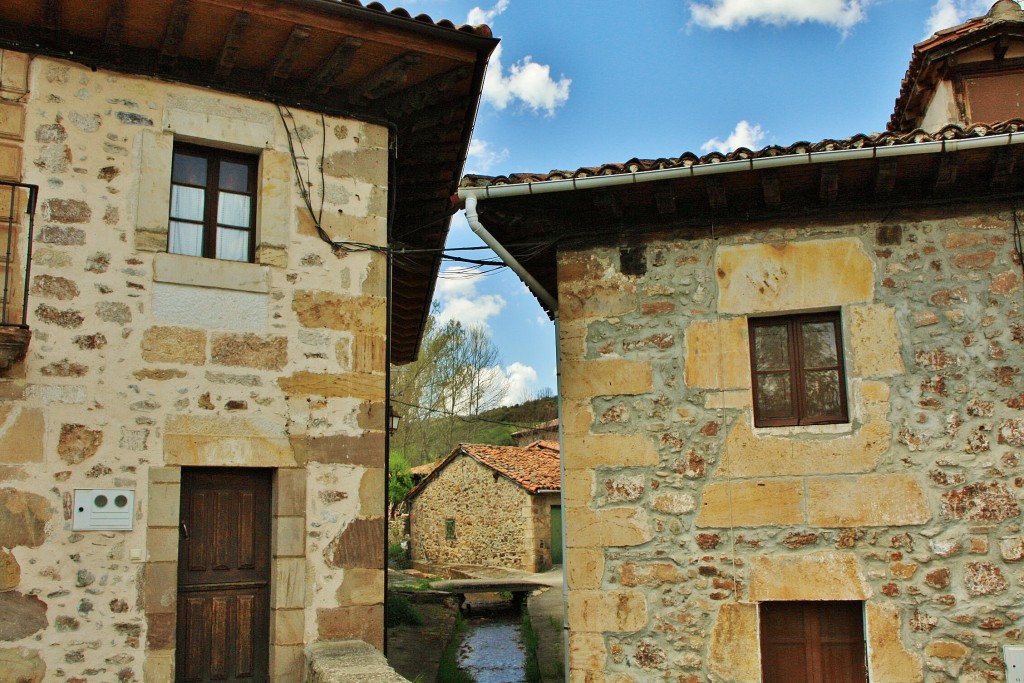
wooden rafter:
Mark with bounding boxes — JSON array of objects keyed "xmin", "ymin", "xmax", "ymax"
[
  {"xmin": 402, "ymin": 141, "xmax": 461, "ymax": 165},
  {"xmin": 43, "ymin": 0, "xmax": 61, "ymax": 37},
  {"xmin": 934, "ymin": 152, "xmax": 959, "ymax": 192},
  {"xmin": 383, "ymin": 65, "xmax": 471, "ymax": 117},
  {"xmin": 104, "ymin": 0, "xmax": 126, "ymax": 51},
  {"xmin": 267, "ymin": 25, "xmax": 312, "ymax": 87},
  {"xmin": 216, "ymin": 11, "xmax": 251, "ymax": 79},
  {"xmin": 990, "ymin": 147, "xmax": 1016, "ymax": 190},
  {"xmin": 705, "ymin": 176, "xmax": 727, "ymax": 210},
  {"xmin": 159, "ymin": 0, "xmax": 191, "ymax": 67},
  {"xmin": 406, "ymin": 99, "xmax": 466, "ymax": 134},
  {"xmin": 874, "ymin": 158, "xmax": 898, "ymax": 197},
  {"xmin": 819, "ymin": 163, "xmax": 839, "ymax": 204},
  {"xmin": 348, "ymin": 52, "xmax": 423, "ymax": 105},
  {"xmin": 306, "ymin": 36, "xmax": 362, "ymax": 96},
  {"xmin": 761, "ymin": 169, "xmax": 780, "ymax": 209}
]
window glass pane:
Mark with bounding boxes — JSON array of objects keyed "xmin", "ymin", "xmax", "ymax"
[
  {"xmin": 217, "ymin": 227, "xmax": 250, "ymax": 262},
  {"xmin": 217, "ymin": 192, "xmax": 252, "ymax": 228},
  {"xmin": 169, "ymin": 220, "xmax": 203, "ymax": 256},
  {"xmin": 170, "ymin": 185, "xmax": 205, "ymax": 221},
  {"xmin": 754, "ymin": 325, "xmax": 790, "ymax": 371},
  {"xmin": 801, "ymin": 321, "xmax": 838, "ymax": 368},
  {"xmin": 219, "ymin": 160, "xmax": 251, "ymax": 193},
  {"xmin": 172, "ymin": 152, "xmax": 207, "ymax": 185},
  {"xmin": 755, "ymin": 374, "xmax": 793, "ymax": 419},
  {"xmin": 803, "ymin": 370, "xmax": 842, "ymax": 416}
]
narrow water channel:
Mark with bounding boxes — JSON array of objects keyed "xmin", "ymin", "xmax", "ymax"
[{"xmin": 455, "ymin": 608, "xmax": 528, "ymax": 683}]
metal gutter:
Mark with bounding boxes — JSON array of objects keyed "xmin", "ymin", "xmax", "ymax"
[{"xmin": 457, "ymin": 131, "xmax": 1024, "ymax": 202}]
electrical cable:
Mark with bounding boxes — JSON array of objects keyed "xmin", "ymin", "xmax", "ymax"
[{"xmin": 390, "ymin": 398, "xmax": 556, "ymax": 431}]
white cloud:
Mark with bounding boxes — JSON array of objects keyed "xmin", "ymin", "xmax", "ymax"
[
  {"xmin": 499, "ymin": 362, "xmax": 539, "ymax": 406},
  {"xmin": 689, "ymin": 0, "xmax": 869, "ymax": 31},
  {"xmin": 434, "ymin": 266, "xmax": 480, "ymax": 299},
  {"xmin": 482, "ymin": 42, "xmax": 572, "ymax": 116},
  {"xmin": 924, "ymin": 0, "xmax": 993, "ymax": 35},
  {"xmin": 700, "ymin": 120, "xmax": 767, "ymax": 154},
  {"xmin": 434, "ymin": 267, "xmax": 507, "ymax": 332},
  {"xmin": 468, "ymin": 0, "xmax": 509, "ymax": 26},
  {"xmin": 467, "ymin": 138, "xmax": 510, "ymax": 174}
]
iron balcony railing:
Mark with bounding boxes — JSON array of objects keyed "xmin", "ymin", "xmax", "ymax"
[{"xmin": 1, "ymin": 180, "xmax": 38, "ymax": 328}]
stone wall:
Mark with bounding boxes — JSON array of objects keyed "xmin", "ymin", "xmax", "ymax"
[
  {"xmin": 409, "ymin": 455, "xmax": 555, "ymax": 572},
  {"xmin": 558, "ymin": 203, "xmax": 1023, "ymax": 682},
  {"xmin": 0, "ymin": 52, "xmax": 390, "ymax": 682}
]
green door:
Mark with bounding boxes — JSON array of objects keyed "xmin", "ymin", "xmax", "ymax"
[{"xmin": 550, "ymin": 505, "xmax": 563, "ymax": 565}]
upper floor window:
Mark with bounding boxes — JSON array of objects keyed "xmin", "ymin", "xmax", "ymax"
[
  {"xmin": 169, "ymin": 144, "xmax": 257, "ymax": 262},
  {"xmin": 749, "ymin": 312, "xmax": 848, "ymax": 427}
]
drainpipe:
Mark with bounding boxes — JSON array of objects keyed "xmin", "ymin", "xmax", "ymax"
[{"xmin": 462, "ymin": 194, "xmax": 569, "ymax": 680}]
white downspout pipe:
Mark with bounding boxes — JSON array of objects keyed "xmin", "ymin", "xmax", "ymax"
[{"xmin": 462, "ymin": 194, "xmax": 569, "ymax": 680}]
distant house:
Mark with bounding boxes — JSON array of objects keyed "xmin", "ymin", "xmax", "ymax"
[
  {"xmin": 511, "ymin": 418, "xmax": 560, "ymax": 446},
  {"xmin": 406, "ymin": 441, "xmax": 562, "ymax": 572}
]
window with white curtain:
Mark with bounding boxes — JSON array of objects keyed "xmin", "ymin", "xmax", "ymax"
[{"xmin": 169, "ymin": 144, "xmax": 257, "ymax": 262}]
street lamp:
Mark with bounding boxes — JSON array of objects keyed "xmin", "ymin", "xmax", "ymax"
[{"xmin": 387, "ymin": 404, "xmax": 401, "ymax": 436}]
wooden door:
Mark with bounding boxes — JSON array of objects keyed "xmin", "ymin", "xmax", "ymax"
[
  {"xmin": 760, "ymin": 601, "xmax": 867, "ymax": 683},
  {"xmin": 549, "ymin": 505, "xmax": 562, "ymax": 565},
  {"xmin": 176, "ymin": 468, "xmax": 271, "ymax": 682}
]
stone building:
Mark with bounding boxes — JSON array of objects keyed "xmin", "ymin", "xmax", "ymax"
[
  {"xmin": 0, "ymin": 1, "xmax": 495, "ymax": 681},
  {"xmin": 511, "ymin": 418, "xmax": 560, "ymax": 447},
  {"xmin": 458, "ymin": 3, "xmax": 1024, "ymax": 682},
  {"xmin": 405, "ymin": 441, "xmax": 562, "ymax": 573}
]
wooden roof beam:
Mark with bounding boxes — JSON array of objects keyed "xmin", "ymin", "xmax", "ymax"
[
  {"xmin": 348, "ymin": 52, "xmax": 423, "ymax": 105},
  {"xmin": 705, "ymin": 176, "xmax": 727, "ymax": 211},
  {"xmin": 819, "ymin": 163, "xmax": 839, "ymax": 204},
  {"xmin": 305, "ymin": 36, "xmax": 362, "ymax": 96},
  {"xmin": 43, "ymin": 0, "xmax": 61, "ymax": 38},
  {"xmin": 383, "ymin": 65, "xmax": 471, "ymax": 117},
  {"xmin": 267, "ymin": 25, "xmax": 312, "ymax": 88},
  {"xmin": 990, "ymin": 147, "xmax": 1016, "ymax": 190},
  {"xmin": 159, "ymin": 0, "xmax": 191, "ymax": 68},
  {"xmin": 215, "ymin": 11, "xmax": 251, "ymax": 79},
  {"xmin": 934, "ymin": 152, "xmax": 959, "ymax": 192},
  {"xmin": 104, "ymin": 0, "xmax": 126, "ymax": 53},
  {"xmin": 761, "ymin": 169, "xmax": 780, "ymax": 209},
  {"xmin": 874, "ymin": 158, "xmax": 898, "ymax": 197}
]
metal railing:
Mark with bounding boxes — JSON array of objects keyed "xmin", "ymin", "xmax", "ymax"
[{"xmin": 0, "ymin": 180, "xmax": 38, "ymax": 328}]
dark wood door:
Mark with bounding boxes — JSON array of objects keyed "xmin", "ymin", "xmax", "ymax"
[
  {"xmin": 760, "ymin": 601, "xmax": 867, "ymax": 683},
  {"xmin": 176, "ymin": 468, "xmax": 271, "ymax": 682}
]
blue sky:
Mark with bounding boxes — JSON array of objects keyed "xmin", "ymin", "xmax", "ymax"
[{"xmin": 410, "ymin": 0, "xmax": 1005, "ymax": 404}]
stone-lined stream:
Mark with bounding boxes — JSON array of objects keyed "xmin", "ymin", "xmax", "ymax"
[{"xmin": 455, "ymin": 610, "xmax": 528, "ymax": 682}]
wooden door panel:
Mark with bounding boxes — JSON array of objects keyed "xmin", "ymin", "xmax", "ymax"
[
  {"xmin": 177, "ymin": 468, "xmax": 271, "ymax": 683},
  {"xmin": 760, "ymin": 601, "xmax": 866, "ymax": 683}
]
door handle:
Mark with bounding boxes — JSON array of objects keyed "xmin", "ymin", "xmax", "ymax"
[{"xmin": 180, "ymin": 522, "xmax": 189, "ymax": 539}]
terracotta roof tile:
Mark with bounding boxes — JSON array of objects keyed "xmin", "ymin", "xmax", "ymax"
[
  {"xmin": 461, "ymin": 121, "xmax": 1024, "ymax": 190},
  {"xmin": 462, "ymin": 443, "xmax": 561, "ymax": 493}
]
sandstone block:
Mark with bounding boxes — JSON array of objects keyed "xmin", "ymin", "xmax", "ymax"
[
  {"xmin": 359, "ymin": 467, "xmax": 385, "ymax": 518},
  {"xmin": 566, "ymin": 506, "xmax": 651, "ymax": 548},
  {"xmin": 848, "ymin": 304, "xmax": 905, "ymax": 377},
  {"xmin": 211, "ymin": 333, "xmax": 288, "ymax": 370},
  {"xmin": 715, "ymin": 237, "xmax": 874, "ymax": 314},
  {"xmin": 293, "ymin": 290, "xmax": 385, "ymax": 333},
  {"xmin": 0, "ymin": 142, "xmax": 22, "ymax": 181},
  {"xmin": 317, "ymin": 605, "xmax": 384, "ymax": 651},
  {"xmin": 566, "ymin": 548, "xmax": 604, "ymax": 589},
  {"xmin": 57, "ymin": 423, "xmax": 102, "ymax": 465},
  {"xmin": 683, "ymin": 317, "xmax": 750, "ymax": 389},
  {"xmin": 164, "ymin": 414, "xmax": 295, "ymax": 467},
  {"xmin": 336, "ymin": 567, "xmax": 384, "ymax": 606},
  {"xmin": 560, "ymin": 399, "xmax": 593, "ymax": 437},
  {"xmin": 748, "ymin": 552, "xmax": 869, "ymax": 601},
  {"xmin": 807, "ymin": 475, "xmax": 931, "ymax": 528},
  {"xmin": 564, "ymin": 433, "xmax": 659, "ymax": 471},
  {"xmin": 0, "ymin": 101, "xmax": 24, "ymax": 140},
  {"xmin": 0, "ymin": 647, "xmax": 45, "ymax": 682},
  {"xmin": 925, "ymin": 641, "xmax": 969, "ymax": 659},
  {"xmin": 865, "ymin": 602, "xmax": 923, "ymax": 683},
  {"xmin": 0, "ymin": 407, "xmax": 43, "ymax": 464},
  {"xmin": 0, "ymin": 592, "xmax": 47, "ymax": 640},
  {"xmin": 351, "ymin": 333, "xmax": 385, "ymax": 374},
  {"xmin": 277, "ymin": 371, "xmax": 385, "ymax": 402},
  {"xmin": 618, "ymin": 561, "xmax": 687, "ymax": 587},
  {"xmin": 561, "ymin": 359, "xmax": 652, "ymax": 399},
  {"xmin": 568, "ymin": 590, "xmax": 647, "ymax": 633},
  {"xmin": 569, "ymin": 632, "xmax": 607, "ymax": 671},
  {"xmin": 708, "ymin": 603, "xmax": 759, "ymax": 683},
  {"xmin": 718, "ymin": 384, "xmax": 890, "ymax": 477},
  {"xmin": 273, "ymin": 557, "xmax": 306, "ymax": 610},
  {"xmin": 0, "ymin": 547, "xmax": 20, "ymax": 590},
  {"xmin": 0, "ymin": 51, "xmax": 29, "ymax": 94},
  {"xmin": 696, "ymin": 479, "xmax": 804, "ymax": 528},
  {"xmin": 561, "ymin": 282, "xmax": 637, "ymax": 322},
  {"xmin": 141, "ymin": 326, "xmax": 207, "ymax": 366},
  {"xmin": 325, "ymin": 518, "xmax": 384, "ymax": 570},
  {"xmin": 272, "ymin": 608, "xmax": 304, "ymax": 647}
]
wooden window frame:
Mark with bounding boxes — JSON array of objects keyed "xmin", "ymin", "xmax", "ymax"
[
  {"xmin": 445, "ymin": 518, "xmax": 456, "ymax": 540},
  {"xmin": 760, "ymin": 601, "xmax": 868, "ymax": 683},
  {"xmin": 169, "ymin": 142, "xmax": 258, "ymax": 263},
  {"xmin": 748, "ymin": 311, "xmax": 849, "ymax": 428}
]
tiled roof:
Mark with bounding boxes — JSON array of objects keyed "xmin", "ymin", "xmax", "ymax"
[
  {"xmin": 461, "ymin": 121, "xmax": 1024, "ymax": 189},
  {"xmin": 332, "ymin": 0, "xmax": 494, "ymax": 37},
  {"xmin": 409, "ymin": 459, "xmax": 443, "ymax": 477},
  {"xmin": 889, "ymin": 1, "xmax": 1024, "ymax": 131},
  {"xmin": 462, "ymin": 442, "xmax": 561, "ymax": 493},
  {"xmin": 511, "ymin": 418, "xmax": 559, "ymax": 438}
]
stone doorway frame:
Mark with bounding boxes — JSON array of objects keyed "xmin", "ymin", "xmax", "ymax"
[{"xmin": 142, "ymin": 466, "xmax": 307, "ymax": 682}]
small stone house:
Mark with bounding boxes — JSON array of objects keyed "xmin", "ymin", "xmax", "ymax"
[
  {"xmin": 459, "ymin": 3, "xmax": 1024, "ymax": 682},
  {"xmin": 0, "ymin": 2, "xmax": 495, "ymax": 681},
  {"xmin": 511, "ymin": 418, "xmax": 560, "ymax": 446},
  {"xmin": 406, "ymin": 441, "xmax": 562, "ymax": 572}
]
